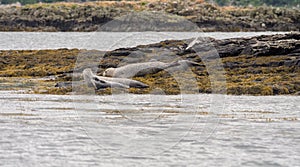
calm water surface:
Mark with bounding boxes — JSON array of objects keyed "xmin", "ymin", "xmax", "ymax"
[
  {"xmin": 0, "ymin": 32, "xmax": 289, "ymax": 50},
  {"xmin": 0, "ymin": 91, "xmax": 299, "ymax": 166}
]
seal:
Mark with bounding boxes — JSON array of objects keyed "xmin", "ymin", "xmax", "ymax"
[
  {"xmin": 103, "ymin": 61, "xmax": 171, "ymax": 78},
  {"xmin": 82, "ymin": 68, "xmax": 149, "ymax": 89},
  {"xmin": 55, "ymin": 81, "xmax": 80, "ymax": 88},
  {"xmin": 103, "ymin": 60, "xmax": 201, "ymax": 78},
  {"xmin": 186, "ymin": 37, "xmax": 200, "ymax": 50}
]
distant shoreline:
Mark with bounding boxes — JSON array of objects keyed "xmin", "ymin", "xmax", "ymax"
[{"xmin": 0, "ymin": 1, "xmax": 299, "ymax": 32}]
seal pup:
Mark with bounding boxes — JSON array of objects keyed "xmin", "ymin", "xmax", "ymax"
[
  {"xmin": 103, "ymin": 60, "xmax": 201, "ymax": 78},
  {"xmin": 82, "ymin": 68, "xmax": 148, "ymax": 89}
]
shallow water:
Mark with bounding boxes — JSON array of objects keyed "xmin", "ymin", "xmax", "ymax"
[
  {"xmin": 0, "ymin": 31, "xmax": 289, "ymax": 50},
  {"xmin": 0, "ymin": 91, "xmax": 299, "ymax": 166}
]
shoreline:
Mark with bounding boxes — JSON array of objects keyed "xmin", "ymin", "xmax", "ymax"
[
  {"xmin": 0, "ymin": 33, "xmax": 299, "ymax": 96},
  {"xmin": 0, "ymin": 1, "xmax": 299, "ymax": 32}
]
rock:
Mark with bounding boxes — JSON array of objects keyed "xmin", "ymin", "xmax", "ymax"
[
  {"xmin": 1, "ymin": 33, "xmax": 299, "ymax": 95},
  {"xmin": 214, "ymin": 33, "xmax": 300, "ymax": 58},
  {"xmin": 0, "ymin": 1, "xmax": 299, "ymax": 32}
]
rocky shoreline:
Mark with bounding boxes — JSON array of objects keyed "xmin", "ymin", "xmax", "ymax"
[
  {"xmin": 0, "ymin": 33, "xmax": 299, "ymax": 95},
  {"xmin": 0, "ymin": 1, "xmax": 299, "ymax": 32}
]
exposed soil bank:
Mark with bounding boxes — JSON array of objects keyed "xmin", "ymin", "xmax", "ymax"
[
  {"xmin": 0, "ymin": 33, "xmax": 299, "ymax": 95},
  {"xmin": 0, "ymin": 1, "xmax": 299, "ymax": 32}
]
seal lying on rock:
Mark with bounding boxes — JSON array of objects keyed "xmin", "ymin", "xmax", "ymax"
[
  {"xmin": 82, "ymin": 68, "xmax": 149, "ymax": 89},
  {"xmin": 55, "ymin": 81, "xmax": 88, "ymax": 88},
  {"xmin": 103, "ymin": 60, "xmax": 201, "ymax": 78}
]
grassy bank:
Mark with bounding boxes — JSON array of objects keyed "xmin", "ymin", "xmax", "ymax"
[{"xmin": 0, "ymin": 0, "xmax": 299, "ymax": 31}]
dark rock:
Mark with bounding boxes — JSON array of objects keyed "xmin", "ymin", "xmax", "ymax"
[
  {"xmin": 105, "ymin": 50, "xmax": 132, "ymax": 57},
  {"xmin": 213, "ymin": 33, "xmax": 300, "ymax": 58},
  {"xmin": 284, "ymin": 59, "xmax": 300, "ymax": 67}
]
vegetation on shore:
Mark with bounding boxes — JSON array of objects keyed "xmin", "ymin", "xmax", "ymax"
[
  {"xmin": 0, "ymin": 0, "xmax": 299, "ymax": 32},
  {"xmin": 213, "ymin": 0, "xmax": 299, "ymax": 7},
  {"xmin": 0, "ymin": 33, "xmax": 299, "ymax": 96},
  {"xmin": 1, "ymin": 0, "xmax": 299, "ymax": 7}
]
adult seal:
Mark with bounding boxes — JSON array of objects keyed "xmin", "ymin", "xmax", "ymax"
[
  {"xmin": 103, "ymin": 60, "xmax": 201, "ymax": 78},
  {"xmin": 82, "ymin": 68, "xmax": 149, "ymax": 89}
]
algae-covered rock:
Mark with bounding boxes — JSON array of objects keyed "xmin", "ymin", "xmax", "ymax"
[{"xmin": 0, "ymin": 33, "xmax": 299, "ymax": 95}]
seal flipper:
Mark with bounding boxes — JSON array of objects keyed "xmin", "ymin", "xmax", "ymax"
[
  {"xmin": 129, "ymin": 81, "xmax": 149, "ymax": 88},
  {"xmin": 92, "ymin": 77, "xmax": 129, "ymax": 89}
]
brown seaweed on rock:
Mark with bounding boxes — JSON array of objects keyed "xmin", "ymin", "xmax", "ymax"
[{"xmin": 0, "ymin": 33, "xmax": 299, "ymax": 95}]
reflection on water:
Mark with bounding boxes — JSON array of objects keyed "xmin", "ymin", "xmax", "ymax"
[{"xmin": 0, "ymin": 91, "xmax": 299, "ymax": 166}]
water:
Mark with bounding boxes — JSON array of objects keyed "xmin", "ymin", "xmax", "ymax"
[
  {"xmin": 0, "ymin": 91, "xmax": 299, "ymax": 166},
  {"xmin": 0, "ymin": 32, "xmax": 289, "ymax": 50},
  {"xmin": 0, "ymin": 31, "xmax": 299, "ymax": 166}
]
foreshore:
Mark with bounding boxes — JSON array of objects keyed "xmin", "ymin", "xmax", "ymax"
[
  {"xmin": 0, "ymin": 33, "xmax": 299, "ymax": 95},
  {"xmin": 0, "ymin": 0, "xmax": 299, "ymax": 32}
]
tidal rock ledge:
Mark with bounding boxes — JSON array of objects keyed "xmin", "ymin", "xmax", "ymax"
[{"xmin": 0, "ymin": 33, "xmax": 299, "ymax": 95}]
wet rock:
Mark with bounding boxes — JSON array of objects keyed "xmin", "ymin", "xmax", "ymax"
[
  {"xmin": 1, "ymin": 33, "xmax": 299, "ymax": 95},
  {"xmin": 214, "ymin": 33, "xmax": 300, "ymax": 58}
]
